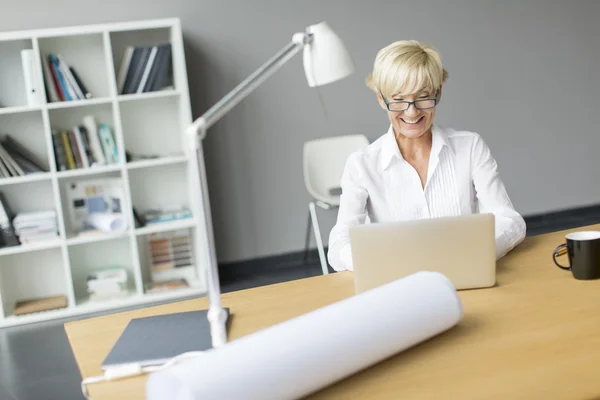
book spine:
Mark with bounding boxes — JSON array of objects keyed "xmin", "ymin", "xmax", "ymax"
[
  {"xmin": 67, "ymin": 130, "xmax": 83, "ymax": 168},
  {"xmin": 41, "ymin": 54, "xmax": 59, "ymax": 102},
  {"xmin": 49, "ymin": 54, "xmax": 72, "ymax": 101},
  {"xmin": 73, "ymin": 127, "xmax": 90, "ymax": 168},
  {"xmin": 82, "ymin": 115, "xmax": 105, "ymax": 165},
  {"xmin": 117, "ymin": 46, "xmax": 134, "ymax": 95},
  {"xmin": 47, "ymin": 57, "xmax": 65, "ymax": 101},
  {"xmin": 57, "ymin": 54, "xmax": 84, "ymax": 100},
  {"xmin": 99, "ymin": 125, "xmax": 118, "ymax": 164},
  {"xmin": 51, "ymin": 130, "xmax": 67, "ymax": 171},
  {"xmin": 60, "ymin": 131, "xmax": 76, "ymax": 170},
  {"xmin": 69, "ymin": 67, "xmax": 91, "ymax": 99},
  {"xmin": 136, "ymin": 46, "xmax": 158, "ymax": 94}
]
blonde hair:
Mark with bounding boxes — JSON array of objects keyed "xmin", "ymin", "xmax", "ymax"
[{"xmin": 366, "ymin": 40, "xmax": 448, "ymax": 98}]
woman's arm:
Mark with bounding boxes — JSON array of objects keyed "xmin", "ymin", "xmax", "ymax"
[
  {"xmin": 327, "ymin": 153, "xmax": 369, "ymax": 271},
  {"xmin": 471, "ymin": 134, "xmax": 526, "ymax": 259}
]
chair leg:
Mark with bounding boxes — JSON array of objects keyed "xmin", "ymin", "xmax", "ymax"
[
  {"xmin": 309, "ymin": 201, "xmax": 329, "ymax": 275},
  {"xmin": 303, "ymin": 208, "xmax": 312, "ymax": 264}
]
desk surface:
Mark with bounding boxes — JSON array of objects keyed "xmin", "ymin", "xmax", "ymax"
[{"xmin": 65, "ymin": 224, "xmax": 600, "ymax": 399}]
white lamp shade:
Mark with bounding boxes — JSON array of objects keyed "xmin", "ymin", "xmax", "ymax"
[{"xmin": 303, "ymin": 21, "xmax": 355, "ymax": 87}]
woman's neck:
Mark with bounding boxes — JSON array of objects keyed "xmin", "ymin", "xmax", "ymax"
[{"xmin": 394, "ymin": 129, "xmax": 433, "ymax": 161}]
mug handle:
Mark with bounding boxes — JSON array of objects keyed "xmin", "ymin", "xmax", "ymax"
[{"xmin": 553, "ymin": 243, "xmax": 571, "ymax": 271}]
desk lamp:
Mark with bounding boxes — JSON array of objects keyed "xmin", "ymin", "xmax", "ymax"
[{"xmin": 186, "ymin": 21, "xmax": 355, "ymax": 348}]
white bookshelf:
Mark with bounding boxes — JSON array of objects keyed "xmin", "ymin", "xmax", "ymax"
[{"xmin": 0, "ymin": 18, "xmax": 209, "ymax": 327}]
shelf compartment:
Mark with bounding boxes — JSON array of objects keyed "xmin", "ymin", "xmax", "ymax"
[
  {"xmin": 58, "ymin": 171, "xmax": 128, "ymax": 238},
  {"xmin": 48, "ymin": 102, "xmax": 122, "ymax": 173},
  {"xmin": 110, "ymin": 27, "xmax": 174, "ymax": 95},
  {"xmin": 137, "ymin": 226, "xmax": 201, "ymax": 295},
  {"xmin": 119, "ymin": 94, "xmax": 183, "ymax": 159},
  {"xmin": 0, "ymin": 247, "xmax": 68, "ymax": 318},
  {"xmin": 0, "ymin": 110, "xmax": 52, "ymax": 177},
  {"xmin": 128, "ymin": 162, "xmax": 191, "ymax": 223},
  {"xmin": 0, "ymin": 39, "xmax": 37, "ymax": 109},
  {"xmin": 38, "ymin": 33, "xmax": 111, "ymax": 101},
  {"xmin": 68, "ymin": 236, "xmax": 137, "ymax": 306},
  {"xmin": 0, "ymin": 179, "xmax": 57, "ymax": 218}
]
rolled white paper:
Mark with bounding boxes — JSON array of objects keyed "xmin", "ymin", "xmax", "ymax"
[
  {"xmin": 86, "ymin": 212, "xmax": 127, "ymax": 233},
  {"xmin": 147, "ymin": 271, "xmax": 463, "ymax": 400}
]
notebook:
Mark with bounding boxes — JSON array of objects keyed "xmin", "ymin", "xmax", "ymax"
[{"xmin": 101, "ymin": 309, "xmax": 230, "ymax": 371}]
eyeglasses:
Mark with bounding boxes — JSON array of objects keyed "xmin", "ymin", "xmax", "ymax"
[{"xmin": 380, "ymin": 90, "xmax": 439, "ymax": 112}]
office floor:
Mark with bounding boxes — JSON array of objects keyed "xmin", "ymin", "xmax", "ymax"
[{"xmin": 0, "ymin": 212, "xmax": 597, "ymax": 400}]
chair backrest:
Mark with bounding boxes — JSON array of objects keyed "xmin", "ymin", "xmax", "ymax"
[{"xmin": 303, "ymin": 134, "xmax": 370, "ymax": 206}]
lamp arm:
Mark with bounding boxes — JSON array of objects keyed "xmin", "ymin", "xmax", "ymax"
[
  {"xmin": 186, "ymin": 31, "xmax": 311, "ymax": 349},
  {"xmin": 187, "ymin": 31, "xmax": 311, "ymax": 139}
]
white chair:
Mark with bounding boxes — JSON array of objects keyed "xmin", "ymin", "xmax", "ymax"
[{"xmin": 302, "ymin": 134, "xmax": 370, "ymax": 274}]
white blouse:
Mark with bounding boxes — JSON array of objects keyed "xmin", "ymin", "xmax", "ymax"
[{"xmin": 327, "ymin": 124, "xmax": 527, "ymax": 272}]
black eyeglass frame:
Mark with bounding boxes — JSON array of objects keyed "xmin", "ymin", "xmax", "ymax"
[{"xmin": 380, "ymin": 90, "xmax": 439, "ymax": 112}]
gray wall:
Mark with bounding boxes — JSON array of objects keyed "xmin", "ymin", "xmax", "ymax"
[{"xmin": 2, "ymin": 1, "xmax": 599, "ymax": 263}]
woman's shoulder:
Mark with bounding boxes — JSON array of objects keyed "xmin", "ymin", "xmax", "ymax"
[
  {"xmin": 345, "ymin": 131, "xmax": 389, "ymax": 163},
  {"xmin": 437, "ymin": 125, "xmax": 490, "ymax": 154},
  {"xmin": 438, "ymin": 124, "xmax": 483, "ymax": 141}
]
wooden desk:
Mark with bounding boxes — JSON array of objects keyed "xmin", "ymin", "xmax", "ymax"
[{"xmin": 65, "ymin": 224, "xmax": 600, "ymax": 400}]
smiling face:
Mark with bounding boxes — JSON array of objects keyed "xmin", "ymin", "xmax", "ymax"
[
  {"xmin": 377, "ymin": 87, "xmax": 441, "ymax": 139},
  {"xmin": 365, "ymin": 40, "xmax": 449, "ymax": 140}
]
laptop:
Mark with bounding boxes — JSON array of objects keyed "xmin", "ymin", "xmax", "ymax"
[{"xmin": 349, "ymin": 213, "xmax": 496, "ymax": 294}]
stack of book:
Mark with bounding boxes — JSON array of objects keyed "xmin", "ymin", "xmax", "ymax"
[
  {"xmin": 117, "ymin": 43, "xmax": 173, "ymax": 95},
  {"xmin": 0, "ymin": 135, "xmax": 47, "ymax": 178},
  {"xmin": 13, "ymin": 210, "xmax": 58, "ymax": 244},
  {"xmin": 137, "ymin": 206, "xmax": 192, "ymax": 227},
  {"xmin": 145, "ymin": 229, "xmax": 195, "ymax": 292},
  {"xmin": 86, "ymin": 266, "xmax": 129, "ymax": 302},
  {"xmin": 42, "ymin": 53, "xmax": 91, "ymax": 102},
  {"xmin": 51, "ymin": 115, "xmax": 118, "ymax": 171}
]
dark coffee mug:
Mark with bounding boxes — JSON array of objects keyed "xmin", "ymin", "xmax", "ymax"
[{"xmin": 553, "ymin": 231, "xmax": 600, "ymax": 280}]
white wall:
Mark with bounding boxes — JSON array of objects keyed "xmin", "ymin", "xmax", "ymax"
[{"xmin": 1, "ymin": 0, "xmax": 599, "ymax": 263}]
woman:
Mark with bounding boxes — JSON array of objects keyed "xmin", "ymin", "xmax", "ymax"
[{"xmin": 327, "ymin": 40, "xmax": 526, "ymax": 272}]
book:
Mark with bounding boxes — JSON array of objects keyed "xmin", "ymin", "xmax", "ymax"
[
  {"xmin": 147, "ymin": 44, "xmax": 172, "ymax": 91},
  {"xmin": 2, "ymin": 134, "xmax": 46, "ymax": 172},
  {"xmin": 49, "ymin": 54, "xmax": 72, "ymax": 101},
  {"xmin": 136, "ymin": 46, "xmax": 158, "ymax": 93},
  {"xmin": 119, "ymin": 44, "xmax": 172, "ymax": 94},
  {"xmin": 47, "ymin": 56, "xmax": 65, "ymax": 101},
  {"xmin": 57, "ymin": 54, "xmax": 84, "ymax": 100},
  {"xmin": 0, "ymin": 143, "xmax": 24, "ymax": 176},
  {"xmin": 69, "ymin": 67, "xmax": 91, "ymax": 99},
  {"xmin": 98, "ymin": 124, "xmax": 118, "ymax": 164},
  {"xmin": 41, "ymin": 54, "xmax": 59, "ymax": 102},
  {"xmin": 101, "ymin": 309, "xmax": 230, "ymax": 371},
  {"xmin": 72, "ymin": 126, "xmax": 90, "ymax": 168},
  {"xmin": 13, "ymin": 295, "xmax": 67, "ymax": 316},
  {"xmin": 60, "ymin": 131, "xmax": 76, "ymax": 169},
  {"xmin": 117, "ymin": 46, "xmax": 135, "ymax": 94},
  {"xmin": 82, "ymin": 115, "xmax": 106, "ymax": 165}
]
